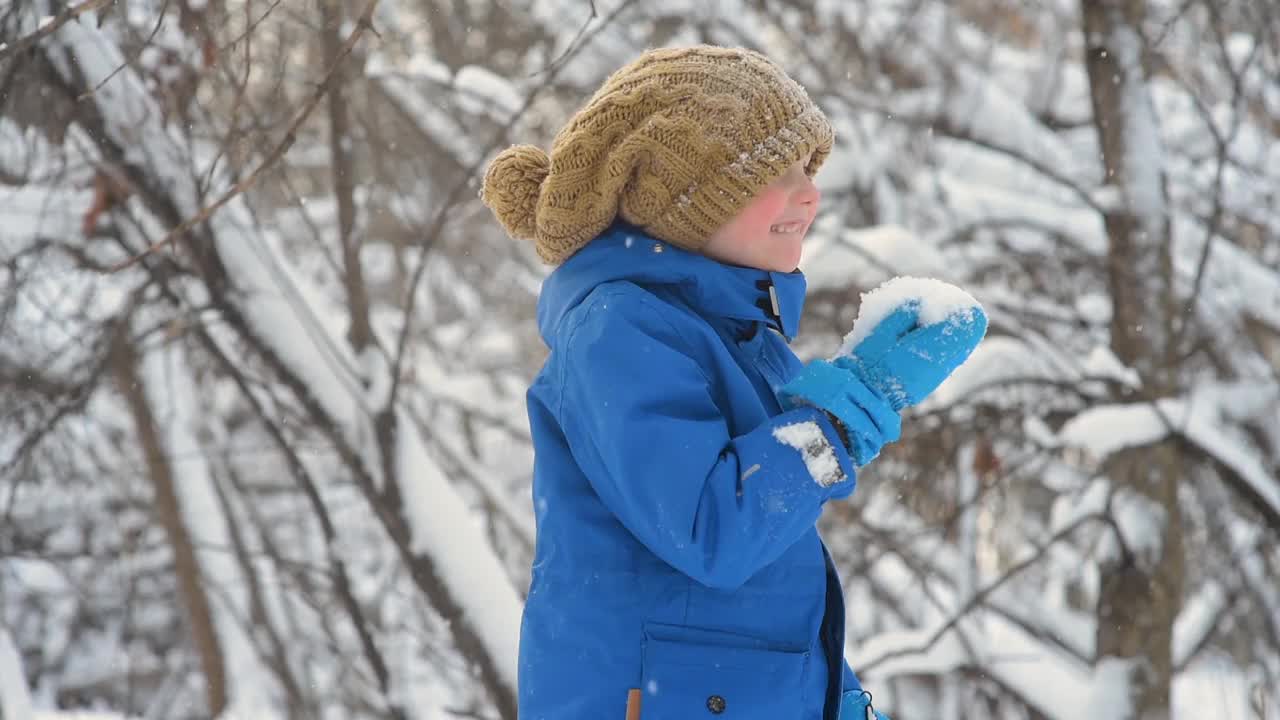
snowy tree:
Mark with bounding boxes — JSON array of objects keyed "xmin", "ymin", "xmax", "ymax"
[
  {"xmin": 1, "ymin": 1, "xmax": 1276, "ymax": 719},
  {"xmin": 786, "ymin": 1, "xmax": 1279, "ymax": 717}
]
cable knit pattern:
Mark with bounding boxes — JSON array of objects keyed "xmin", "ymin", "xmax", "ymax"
[{"xmin": 480, "ymin": 45, "xmax": 835, "ymax": 265}]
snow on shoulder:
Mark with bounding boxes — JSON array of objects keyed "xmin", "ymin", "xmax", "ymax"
[{"xmin": 837, "ymin": 276, "xmax": 984, "ymax": 358}]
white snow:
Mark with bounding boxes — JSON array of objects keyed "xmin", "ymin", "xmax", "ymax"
[
  {"xmin": 1179, "ymin": 225, "xmax": 1280, "ymax": 336},
  {"xmin": 1175, "ymin": 659, "xmax": 1280, "ymax": 720},
  {"xmin": 772, "ymin": 421, "xmax": 844, "ymax": 487},
  {"xmin": 213, "ymin": 228, "xmax": 370, "ymax": 432},
  {"xmin": 1059, "ymin": 397, "xmax": 1280, "ymax": 521},
  {"xmin": 394, "ymin": 407, "xmax": 522, "ymax": 690},
  {"xmin": 854, "ymin": 606, "xmax": 1098, "ymax": 719},
  {"xmin": 5, "ymin": 3, "xmax": 1276, "ymax": 719},
  {"xmin": 454, "ymin": 65, "xmax": 524, "ymax": 117},
  {"xmin": 928, "ymin": 335, "xmax": 1063, "ymax": 406},
  {"xmin": 19, "ymin": 10, "xmax": 528, "ymax": 716},
  {"xmin": 1112, "ymin": 25, "xmax": 1168, "ymax": 229},
  {"xmin": 1081, "ymin": 345, "xmax": 1141, "ymax": 387},
  {"xmin": 143, "ymin": 345, "xmax": 274, "ymax": 712},
  {"xmin": 1085, "ymin": 658, "xmax": 1137, "ymax": 720},
  {"xmin": 31, "ymin": 707, "xmax": 133, "ymax": 712},
  {"xmin": 836, "ymin": 276, "xmax": 984, "ymax": 357},
  {"xmin": 854, "ymin": 559, "xmax": 1269, "ymax": 720},
  {"xmin": 373, "ymin": 72, "xmax": 480, "ymax": 167},
  {"xmin": 929, "ymin": 168, "xmax": 1109, "ymax": 256},
  {"xmin": 889, "ymin": 62, "xmax": 1078, "ymax": 178},
  {"xmin": 1057, "ymin": 400, "xmax": 1174, "ymax": 460},
  {"xmin": 214, "ymin": 696, "xmax": 287, "ymax": 720},
  {"xmin": 402, "ymin": 53, "xmax": 454, "ymax": 84},
  {"xmin": 46, "ymin": 21, "xmax": 199, "ymax": 215},
  {"xmin": 1074, "ymin": 292, "xmax": 1113, "ymax": 325},
  {"xmin": 1, "ymin": 627, "xmax": 35, "ymax": 720},
  {"xmin": 1177, "ymin": 402, "xmax": 1280, "ymax": 524},
  {"xmin": 1173, "ymin": 580, "xmax": 1227, "ymax": 667},
  {"xmin": 1109, "ymin": 486, "xmax": 1168, "ymax": 565},
  {"xmin": 800, "ymin": 225, "xmax": 948, "ymax": 290}
]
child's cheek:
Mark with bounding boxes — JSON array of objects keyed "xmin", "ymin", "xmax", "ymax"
[{"xmin": 736, "ymin": 188, "xmax": 788, "ymax": 233}]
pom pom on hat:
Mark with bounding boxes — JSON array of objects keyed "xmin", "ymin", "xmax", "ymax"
[{"xmin": 481, "ymin": 144, "xmax": 551, "ymax": 241}]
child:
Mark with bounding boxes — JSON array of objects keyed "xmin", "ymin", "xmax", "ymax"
[{"xmin": 482, "ymin": 45, "xmax": 984, "ymax": 720}]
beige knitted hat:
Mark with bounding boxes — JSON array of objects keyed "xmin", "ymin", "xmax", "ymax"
[{"xmin": 480, "ymin": 45, "xmax": 834, "ymax": 265}]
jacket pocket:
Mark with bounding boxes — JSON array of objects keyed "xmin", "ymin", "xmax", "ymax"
[{"xmin": 640, "ymin": 622, "xmax": 809, "ymax": 719}]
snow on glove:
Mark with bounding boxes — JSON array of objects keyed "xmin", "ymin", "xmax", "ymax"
[
  {"xmin": 833, "ymin": 276, "xmax": 987, "ymax": 411},
  {"xmin": 841, "ymin": 689, "xmax": 891, "ymax": 720},
  {"xmin": 777, "ymin": 359, "xmax": 901, "ymax": 468}
]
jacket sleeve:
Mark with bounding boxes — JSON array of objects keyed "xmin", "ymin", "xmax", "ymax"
[
  {"xmin": 558, "ymin": 288, "xmax": 857, "ymax": 589},
  {"xmin": 843, "ymin": 659, "xmax": 862, "ymax": 692}
]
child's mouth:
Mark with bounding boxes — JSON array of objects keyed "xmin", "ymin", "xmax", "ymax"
[{"xmin": 770, "ymin": 221, "xmax": 805, "ymax": 235}]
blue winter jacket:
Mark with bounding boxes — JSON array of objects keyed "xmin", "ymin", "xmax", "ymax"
[{"xmin": 520, "ymin": 222, "xmax": 864, "ymax": 720}]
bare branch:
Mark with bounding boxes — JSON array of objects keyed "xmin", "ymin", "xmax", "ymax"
[
  {"xmin": 858, "ymin": 511, "xmax": 1106, "ymax": 673},
  {"xmin": 109, "ymin": 0, "xmax": 383, "ymax": 271},
  {"xmin": 527, "ymin": 0, "xmax": 597, "ymax": 78},
  {"xmin": 387, "ymin": 0, "xmax": 643, "ymax": 408},
  {"xmin": 75, "ymin": 0, "xmax": 173, "ymax": 103},
  {"xmin": 0, "ymin": 0, "xmax": 113, "ymax": 65}
]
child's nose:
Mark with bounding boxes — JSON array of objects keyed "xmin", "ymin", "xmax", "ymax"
[{"xmin": 792, "ymin": 175, "xmax": 820, "ymax": 207}]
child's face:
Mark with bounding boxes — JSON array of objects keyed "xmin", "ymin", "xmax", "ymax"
[{"xmin": 702, "ymin": 156, "xmax": 820, "ymax": 272}]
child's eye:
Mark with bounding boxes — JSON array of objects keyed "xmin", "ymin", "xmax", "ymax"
[
  {"xmin": 766, "ymin": 158, "xmax": 813, "ymax": 192},
  {"xmin": 780, "ymin": 161, "xmax": 808, "ymax": 184}
]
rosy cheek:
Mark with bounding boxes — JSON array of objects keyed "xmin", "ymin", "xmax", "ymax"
[{"xmin": 736, "ymin": 188, "xmax": 788, "ymax": 230}]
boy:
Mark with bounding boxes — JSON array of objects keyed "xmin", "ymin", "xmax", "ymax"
[{"xmin": 482, "ymin": 45, "xmax": 984, "ymax": 720}]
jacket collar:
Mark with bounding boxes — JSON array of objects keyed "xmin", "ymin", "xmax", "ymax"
[
  {"xmin": 537, "ymin": 222, "xmax": 808, "ymax": 343},
  {"xmin": 688, "ymin": 250, "xmax": 808, "ymax": 341}
]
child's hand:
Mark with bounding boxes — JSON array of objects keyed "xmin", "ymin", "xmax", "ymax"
[
  {"xmin": 780, "ymin": 277, "xmax": 984, "ymax": 468},
  {"xmin": 833, "ymin": 277, "xmax": 987, "ymax": 410},
  {"xmin": 777, "ymin": 360, "xmax": 901, "ymax": 468}
]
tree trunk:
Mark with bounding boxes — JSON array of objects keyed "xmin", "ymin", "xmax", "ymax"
[
  {"xmin": 320, "ymin": 0, "xmax": 374, "ymax": 354},
  {"xmin": 109, "ymin": 329, "xmax": 229, "ymax": 717},
  {"xmin": 1080, "ymin": 1, "xmax": 1185, "ymax": 717}
]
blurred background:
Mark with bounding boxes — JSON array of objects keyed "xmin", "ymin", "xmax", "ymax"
[{"xmin": 1, "ymin": 0, "xmax": 1277, "ymax": 718}]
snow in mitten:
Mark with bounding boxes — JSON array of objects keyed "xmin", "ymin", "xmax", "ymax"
[{"xmin": 833, "ymin": 276, "xmax": 987, "ymax": 411}]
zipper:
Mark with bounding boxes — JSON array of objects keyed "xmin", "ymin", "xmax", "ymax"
[
  {"xmin": 754, "ymin": 279, "xmax": 783, "ymax": 330},
  {"xmin": 860, "ymin": 691, "xmax": 877, "ymax": 720}
]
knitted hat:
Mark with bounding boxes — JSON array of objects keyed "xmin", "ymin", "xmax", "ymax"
[{"xmin": 481, "ymin": 45, "xmax": 834, "ymax": 265}]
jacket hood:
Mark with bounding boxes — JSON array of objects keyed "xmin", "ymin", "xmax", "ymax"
[{"xmin": 536, "ymin": 222, "xmax": 808, "ymax": 346}]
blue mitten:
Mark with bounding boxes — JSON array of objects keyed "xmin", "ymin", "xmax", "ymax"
[
  {"xmin": 841, "ymin": 690, "xmax": 890, "ymax": 720},
  {"xmin": 777, "ymin": 360, "xmax": 901, "ymax": 467},
  {"xmin": 833, "ymin": 277, "xmax": 988, "ymax": 411}
]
